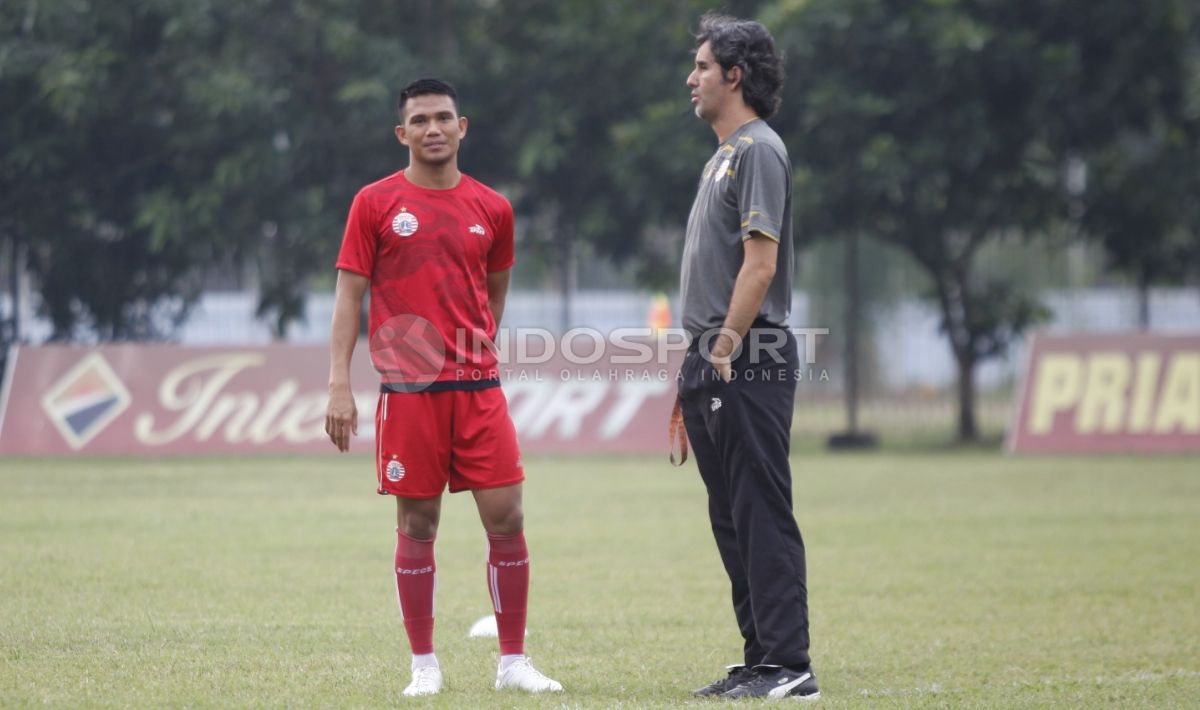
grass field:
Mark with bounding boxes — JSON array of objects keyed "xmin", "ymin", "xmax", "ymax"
[{"xmin": 2, "ymin": 452, "xmax": 1198, "ymax": 708}]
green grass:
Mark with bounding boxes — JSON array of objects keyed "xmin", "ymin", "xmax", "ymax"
[{"xmin": 2, "ymin": 453, "xmax": 1198, "ymax": 708}]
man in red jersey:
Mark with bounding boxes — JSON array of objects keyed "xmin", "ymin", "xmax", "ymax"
[{"xmin": 324, "ymin": 78, "xmax": 562, "ymax": 698}]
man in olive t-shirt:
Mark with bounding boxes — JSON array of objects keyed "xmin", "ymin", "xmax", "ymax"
[{"xmin": 677, "ymin": 12, "xmax": 820, "ymax": 702}]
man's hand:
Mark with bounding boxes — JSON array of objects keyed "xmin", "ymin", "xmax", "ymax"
[
  {"xmin": 711, "ymin": 233, "xmax": 777, "ymax": 384},
  {"xmin": 325, "ymin": 386, "xmax": 358, "ymax": 452},
  {"xmin": 710, "ymin": 331, "xmax": 735, "ymax": 383}
]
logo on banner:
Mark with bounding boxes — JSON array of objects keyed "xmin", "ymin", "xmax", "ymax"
[{"xmin": 40, "ymin": 353, "xmax": 132, "ymax": 450}]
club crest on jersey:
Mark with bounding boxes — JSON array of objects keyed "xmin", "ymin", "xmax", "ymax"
[
  {"xmin": 386, "ymin": 458, "xmax": 406, "ymax": 482},
  {"xmin": 392, "ymin": 209, "xmax": 419, "ymax": 237},
  {"xmin": 714, "ymin": 158, "xmax": 731, "ymax": 183}
]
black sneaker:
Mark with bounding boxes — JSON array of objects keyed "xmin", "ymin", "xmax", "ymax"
[
  {"xmin": 692, "ymin": 664, "xmax": 758, "ymax": 697},
  {"xmin": 722, "ymin": 665, "xmax": 820, "ymax": 700}
]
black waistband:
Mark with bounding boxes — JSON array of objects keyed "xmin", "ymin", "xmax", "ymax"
[
  {"xmin": 381, "ymin": 379, "xmax": 501, "ymax": 394},
  {"xmin": 688, "ymin": 319, "xmax": 788, "ymax": 351}
]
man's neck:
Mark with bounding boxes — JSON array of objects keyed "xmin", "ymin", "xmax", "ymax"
[
  {"xmin": 404, "ymin": 162, "xmax": 462, "ymax": 190},
  {"xmin": 710, "ymin": 106, "xmax": 761, "ymax": 144}
]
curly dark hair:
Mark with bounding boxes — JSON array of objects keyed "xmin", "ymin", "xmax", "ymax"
[
  {"xmin": 397, "ymin": 78, "xmax": 458, "ymax": 119},
  {"xmin": 695, "ymin": 12, "xmax": 784, "ymax": 119}
]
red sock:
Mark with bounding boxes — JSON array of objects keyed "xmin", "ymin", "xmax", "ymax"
[
  {"xmin": 487, "ymin": 532, "xmax": 529, "ymax": 656},
  {"xmin": 395, "ymin": 530, "xmax": 436, "ymax": 655}
]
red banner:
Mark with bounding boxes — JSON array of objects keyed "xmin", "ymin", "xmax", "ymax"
[
  {"xmin": 0, "ymin": 344, "xmax": 682, "ymax": 456},
  {"xmin": 1007, "ymin": 332, "xmax": 1200, "ymax": 453}
]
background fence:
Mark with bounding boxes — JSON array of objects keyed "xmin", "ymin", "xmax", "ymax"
[{"xmin": 6, "ymin": 286, "xmax": 1195, "ymax": 445}]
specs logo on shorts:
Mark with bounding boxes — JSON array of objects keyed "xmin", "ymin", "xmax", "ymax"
[
  {"xmin": 386, "ymin": 458, "xmax": 406, "ymax": 482},
  {"xmin": 392, "ymin": 209, "xmax": 419, "ymax": 237},
  {"xmin": 711, "ymin": 397, "xmax": 722, "ymax": 412},
  {"xmin": 469, "ymin": 223, "xmax": 486, "ymax": 236}
]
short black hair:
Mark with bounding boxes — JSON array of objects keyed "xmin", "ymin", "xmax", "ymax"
[
  {"xmin": 695, "ymin": 12, "xmax": 784, "ymax": 119},
  {"xmin": 397, "ymin": 78, "xmax": 459, "ymax": 119}
]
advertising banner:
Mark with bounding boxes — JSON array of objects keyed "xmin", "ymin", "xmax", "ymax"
[
  {"xmin": 1007, "ymin": 332, "xmax": 1200, "ymax": 453},
  {"xmin": 0, "ymin": 343, "xmax": 683, "ymax": 456}
]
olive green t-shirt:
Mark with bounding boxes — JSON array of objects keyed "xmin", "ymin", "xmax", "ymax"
[{"xmin": 680, "ymin": 119, "xmax": 793, "ymax": 339}]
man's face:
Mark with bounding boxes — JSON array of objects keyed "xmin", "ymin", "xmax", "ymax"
[
  {"xmin": 395, "ymin": 94, "xmax": 468, "ymax": 167},
  {"xmin": 687, "ymin": 41, "xmax": 730, "ymax": 123}
]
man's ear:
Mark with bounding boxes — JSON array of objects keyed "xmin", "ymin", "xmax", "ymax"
[
  {"xmin": 458, "ymin": 116, "xmax": 468, "ymax": 140},
  {"xmin": 394, "ymin": 124, "xmax": 408, "ymax": 146},
  {"xmin": 725, "ymin": 65, "xmax": 743, "ymax": 91}
]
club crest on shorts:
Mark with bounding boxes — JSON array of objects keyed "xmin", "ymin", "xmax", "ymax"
[
  {"xmin": 391, "ymin": 209, "xmax": 419, "ymax": 237},
  {"xmin": 386, "ymin": 458, "xmax": 406, "ymax": 482}
]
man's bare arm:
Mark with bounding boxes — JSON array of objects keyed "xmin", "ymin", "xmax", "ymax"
[
  {"xmin": 487, "ymin": 268, "xmax": 511, "ymax": 326},
  {"xmin": 326, "ymin": 270, "xmax": 369, "ymax": 452},
  {"xmin": 711, "ymin": 234, "xmax": 778, "ymax": 381}
]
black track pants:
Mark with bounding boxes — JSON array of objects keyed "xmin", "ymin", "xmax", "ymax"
[{"xmin": 678, "ymin": 325, "xmax": 810, "ymax": 669}]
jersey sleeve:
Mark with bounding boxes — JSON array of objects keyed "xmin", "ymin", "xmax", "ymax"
[
  {"xmin": 736, "ymin": 142, "xmax": 790, "ymax": 243},
  {"xmin": 487, "ymin": 197, "xmax": 516, "ymax": 272},
  {"xmin": 335, "ymin": 190, "xmax": 376, "ymax": 277}
]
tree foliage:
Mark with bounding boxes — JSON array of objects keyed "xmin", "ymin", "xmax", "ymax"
[
  {"xmin": 769, "ymin": 0, "xmax": 1197, "ymax": 439},
  {"xmin": 452, "ymin": 0, "xmax": 768, "ymax": 288},
  {"xmin": 3, "ymin": 0, "xmax": 777, "ymax": 338},
  {"xmin": 1, "ymin": 0, "xmax": 416, "ymax": 338},
  {"xmin": 1070, "ymin": 3, "xmax": 1200, "ymax": 321}
]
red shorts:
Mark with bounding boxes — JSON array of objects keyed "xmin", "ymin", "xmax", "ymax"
[{"xmin": 374, "ymin": 387, "xmax": 524, "ymax": 498}]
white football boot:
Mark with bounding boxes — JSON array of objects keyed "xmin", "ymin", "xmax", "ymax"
[
  {"xmin": 402, "ymin": 665, "xmax": 443, "ymax": 697},
  {"xmin": 494, "ymin": 656, "xmax": 563, "ymax": 693}
]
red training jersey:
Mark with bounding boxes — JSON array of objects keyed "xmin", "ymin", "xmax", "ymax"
[{"xmin": 336, "ymin": 170, "xmax": 515, "ymax": 389}]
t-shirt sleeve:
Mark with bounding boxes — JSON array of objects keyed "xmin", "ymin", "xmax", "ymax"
[
  {"xmin": 487, "ymin": 198, "xmax": 516, "ymax": 272},
  {"xmin": 335, "ymin": 190, "xmax": 376, "ymax": 277},
  {"xmin": 736, "ymin": 142, "xmax": 790, "ymax": 243}
]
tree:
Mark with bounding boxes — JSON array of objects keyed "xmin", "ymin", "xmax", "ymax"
[
  {"xmin": 769, "ymin": 0, "xmax": 1200, "ymax": 440},
  {"xmin": 770, "ymin": 0, "xmax": 1070, "ymax": 440},
  {"xmin": 3, "ymin": 0, "xmax": 772, "ymax": 338},
  {"xmin": 1, "ymin": 0, "xmax": 201, "ymax": 339},
  {"xmin": 0, "ymin": 0, "xmax": 417, "ymax": 339},
  {"xmin": 1068, "ymin": 3, "xmax": 1200, "ymax": 324},
  {"xmin": 452, "ymin": 0, "xmax": 771, "ymax": 317},
  {"xmin": 1080, "ymin": 129, "xmax": 1200, "ymax": 327}
]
